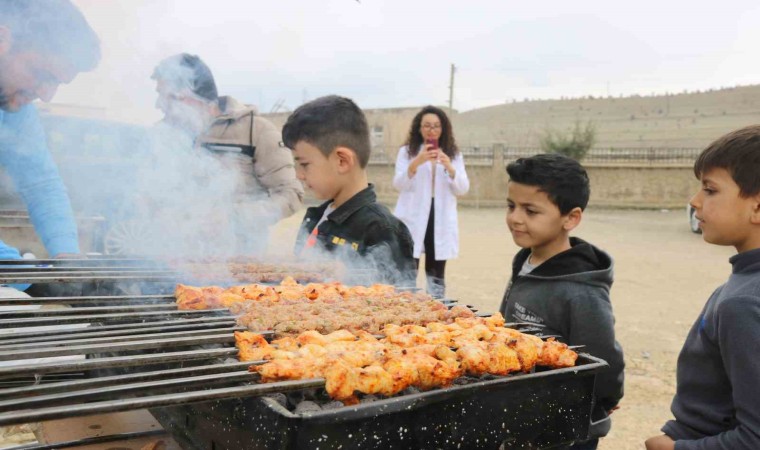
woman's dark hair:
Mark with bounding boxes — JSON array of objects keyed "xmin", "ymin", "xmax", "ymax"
[
  {"xmin": 405, "ymin": 106, "xmax": 458, "ymax": 159},
  {"xmin": 693, "ymin": 124, "xmax": 760, "ymax": 197},
  {"xmin": 506, "ymin": 153, "xmax": 590, "ymax": 215}
]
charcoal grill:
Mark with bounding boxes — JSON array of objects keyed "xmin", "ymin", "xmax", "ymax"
[{"xmin": 0, "ymin": 259, "xmax": 607, "ymax": 450}]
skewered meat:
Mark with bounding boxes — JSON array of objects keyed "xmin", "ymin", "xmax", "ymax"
[
  {"xmin": 538, "ymin": 338, "xmax": 578, "ymax": 368},
  {"xmin": 175, "ymin": 278, "xmax": 413, "ymax": 311},
  {"xmin": 234, "ymin": 293, "xmax": 468, "ymax": 336},
  {"xmin": 237, "ymin": 313, "xmax": 578, "ymax": 404},
  {"xmin": 167, "ymin": 258, "xmax": 342, "ymax": 284},
  {"xmin": 456, "ymin": 342, "xmax": 521, "ymax": 376},
  {"xmin": 234, "ymin": 331, "xmax": 274, "ymax": 362},
  {"xmin": 174, "ymin": 285, "xmax": 224, "ymax": 310}
]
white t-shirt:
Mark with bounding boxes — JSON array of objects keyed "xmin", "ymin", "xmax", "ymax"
[
  {"xmin": 518, "ymin": 254, "xmax": 537, "ymax": 276},
  {"xmin": 316, "ymin": 204, "xmax": 336, "ymax": 228}
]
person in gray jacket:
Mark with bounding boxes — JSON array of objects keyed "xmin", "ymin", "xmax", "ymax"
[
  {"xmin": 498, "ymin": 154, "xmax": 624, "ymax": 450},
  {"xmin": 646, "ymin": 125, "xmax": 760, "ymax": 450}
]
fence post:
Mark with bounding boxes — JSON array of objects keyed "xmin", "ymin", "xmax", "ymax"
[
  {"xmin": 493, "ymin": 143, "xmax": 505, "ymax": 173},
  {"xmin": 486, "ymin": 143, "xmax": 506, "ymax": 209}
]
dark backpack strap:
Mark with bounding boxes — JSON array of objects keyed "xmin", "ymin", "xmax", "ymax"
[
  {"xmin": 201, "ymin": 111, "xmax": 256, "ymax": 157},
  {"xmin": 248, "ymin": 112, "xmax": 256, "ymax": 159}
]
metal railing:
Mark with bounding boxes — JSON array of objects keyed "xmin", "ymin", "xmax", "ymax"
[
  {"xmin": 502, "ymin": 147, "xmax": 701, "ymax": 165},
  {"xmin": 368, "ymin": 145, "xmax": 701, "ymax": 166}
]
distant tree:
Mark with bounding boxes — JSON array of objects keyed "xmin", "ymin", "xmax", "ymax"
[{"xmin": 540, "ymin": 120, "xmax": 596, "ymax": 161}]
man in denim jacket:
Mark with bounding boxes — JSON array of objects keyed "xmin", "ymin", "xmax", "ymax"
[{"xmin": 0, "ymin": 0, "xmax": 100, "ymax": 291}]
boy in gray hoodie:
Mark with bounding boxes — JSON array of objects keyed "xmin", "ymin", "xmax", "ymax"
[
  {"xmin": 645, "ymin": 125, "xmax": 760, "ymax": 450},
  {"xmin": 498, "ymin": 154, "xmax": 624, "ymax": 450}
]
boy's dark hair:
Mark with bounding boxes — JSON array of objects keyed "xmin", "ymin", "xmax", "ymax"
[
  {"xmin": 694, "ymin": 124, "xmax": 760, "ymax": 197},
  {"xmin": 506, "ymin": 153, "xmax": 590, "ymax": 214},
  {"xmin": 0, "ymin": 0, "xmax": 100, "ymax": 72},
  {"xmin": 282, "ymin": 95, "xmax": 371, "ymax": 168},
  {"xmin": 152, "ymin": 53, "xmax": 219, "ymax": 103},
  {"xmin": 405, "ymin": 105, "xmax": 459, "ymax": 159}
]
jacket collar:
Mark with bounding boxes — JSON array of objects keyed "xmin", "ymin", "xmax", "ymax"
[
  {"xmin": 216, "ymin": 96, "xmax": 257, "ymax": 121},
  {"xmin": 325, "ymin": 184, "xmax": 376, "ymax": 225},
  {"xmin": 729, "ymin": 247, "xmax": 760, "ymax": 274},
  {"xmin": 512, "ymin": 236, "xmax": 612, "ymax": 279}
]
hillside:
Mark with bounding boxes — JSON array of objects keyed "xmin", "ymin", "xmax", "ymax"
[{"xmin": 455, "ymin": 84, "xmax": 760, "ymax": 148}]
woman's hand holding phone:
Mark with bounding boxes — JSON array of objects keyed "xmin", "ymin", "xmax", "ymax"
[{"xmin": 409, "ymin": 140, "xmax": 439, "ymax": 177}]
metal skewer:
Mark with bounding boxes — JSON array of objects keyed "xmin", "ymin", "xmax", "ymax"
[
  {"xmin": 0, "ymin": 316, "xmax": 237, "ymax": 342},
  {"xmin": 0, "ymin": 377, "xmax": 325, "ymax": 426},
  {"xmin": 0, "ymin": 348, "xmax": 238, "ymax": 379}
]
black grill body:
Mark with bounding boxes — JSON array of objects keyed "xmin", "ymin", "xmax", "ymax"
[{"xmin": 153, "ymin": 355, "xmax": 605, "ymax": 450}]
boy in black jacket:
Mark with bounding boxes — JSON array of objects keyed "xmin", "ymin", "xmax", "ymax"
[
  {"xmin": 283, "ymin": 95, "xmax": 415, "ymax": 286},
  {"xmin": 646, "ymin": 126, "xmax": 760, "ymax": 450},
  {"xmin": 498, "ymin": 154, "xmax": 624, "ymax": 450}
]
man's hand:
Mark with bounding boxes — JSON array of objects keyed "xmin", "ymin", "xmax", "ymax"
[{"xmin": 645, "ymin": 435, "xmax": 675, "ymax": 450}]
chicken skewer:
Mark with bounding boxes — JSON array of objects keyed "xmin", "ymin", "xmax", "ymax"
[{"xmin": 235, "ymin": 313, "xmax": 579, "ymax": 404}]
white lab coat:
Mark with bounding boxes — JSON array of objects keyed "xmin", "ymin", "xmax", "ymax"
[{"xmin": 393, "ymin": 145, "xmax": 470, "ymax": 260}]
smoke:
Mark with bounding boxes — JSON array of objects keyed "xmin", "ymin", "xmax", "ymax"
[
  {"xmin": 37, "ymin": 103, "xmax": 285, "ymax": 259},
  {"xmin": 297, "ymin": 223, "xmax": 416, "ymax": 288},
  {"xmin": 122, "ymin": 121, "xmax": 236, "ymax": 256}
]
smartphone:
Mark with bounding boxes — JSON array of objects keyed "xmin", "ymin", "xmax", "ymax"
[{"xmin": 426, "ymin": 138, "xmax": 439, "ymax": 150}]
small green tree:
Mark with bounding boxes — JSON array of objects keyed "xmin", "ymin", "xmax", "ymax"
[{"xmin": 540, "ymin": 120, "xmax": 596, "ymax": 161}]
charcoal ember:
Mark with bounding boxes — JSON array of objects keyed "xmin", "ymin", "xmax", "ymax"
[
  {"xmin": 321, "ymin": 401, "xmax": 344, "ymax": 410},
  {"xmin": 284, "ymin": 393, "xmax": 303, "ymax": 409},
  {"xmin": 265, "ymin": 393, "xmax": 288, "ymax": 408},
  {"xmin": 223, "ymin": 358, "xmax": 238, "ymax": 364},
  {"xmin": 285, "ymin": 390, "xmax": 309, "ymax": 407},
  {"xmin": 294, "ymin": 401, "xmax": 322, "ymax": 414},
  {"xmin": 454, "ymin": 377, "xmax": 470, "ymax": 385},
  {"xmin": 312, "ymin": 389, "xmax": 333, "ymax": 402}
]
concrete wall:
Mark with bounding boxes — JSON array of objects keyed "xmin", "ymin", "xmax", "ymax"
[{"xmin": 367, "ymin": 155, "xmax": 699, "ymax": 210}]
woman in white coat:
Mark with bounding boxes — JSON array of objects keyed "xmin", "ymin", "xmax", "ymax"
[{"xmin": 393, "ymin": 106, "xmax": 469, "ymax": 298}]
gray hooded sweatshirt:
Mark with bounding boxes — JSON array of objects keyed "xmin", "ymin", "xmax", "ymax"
[
  {"xmin": 662, "ymin": 247, "xmax": 760, "ymax": 450},
  {"xmin": 498, "ymin": 237, "xmax": 625, "ymax": 439}
]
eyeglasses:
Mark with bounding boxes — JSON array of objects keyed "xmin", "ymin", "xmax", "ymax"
[{"xmin": 421, "ymin": 124, "xmax": 442, "ymax": 130}]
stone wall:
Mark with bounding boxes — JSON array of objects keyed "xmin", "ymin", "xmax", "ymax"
[{"xmin": 367, "ymin": 152, "xmax": 699, "ymax": 209}]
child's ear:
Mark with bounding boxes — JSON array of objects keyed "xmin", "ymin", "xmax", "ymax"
[
  {"xmin": 333, "ymin": 147, "xmax": 357, "ymax": 173},
  {"xmin": 562, "ymin": 207, "xmax": 583, "ymax": 231},
  {"xmin": 750, "ymin": 193, "xmax": 760, "ymax": 225}
]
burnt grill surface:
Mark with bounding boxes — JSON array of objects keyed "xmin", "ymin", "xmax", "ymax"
[{"xmin": 0, "ymin": 258, "xmax": 607, "ymax": 450}]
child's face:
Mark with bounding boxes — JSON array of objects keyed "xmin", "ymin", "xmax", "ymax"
[
  {"xmin": 690, "ymin": 167, "xmax": 760, "ymax": 252},
  {"xmin": 506, "ymin": 181, "xmax": 573, "ymax": 251},
  {"xmin": 292, "ymin": 140, "xmax": 340, "ymax": 200}
]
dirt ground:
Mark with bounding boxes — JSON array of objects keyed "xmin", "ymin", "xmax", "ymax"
[{"xmin": 280, "ymin": 206, "xmax": 734, "ymax": 450}]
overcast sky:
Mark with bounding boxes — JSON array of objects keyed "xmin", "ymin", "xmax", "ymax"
[{"xmin": 56, "ymin": 0, "xmax": 760, "ymax": 123}]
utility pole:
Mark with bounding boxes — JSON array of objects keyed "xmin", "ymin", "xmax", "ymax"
[{"xmin": 448, "ymin": 63, "xmax": 456, "ymax": 111}]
